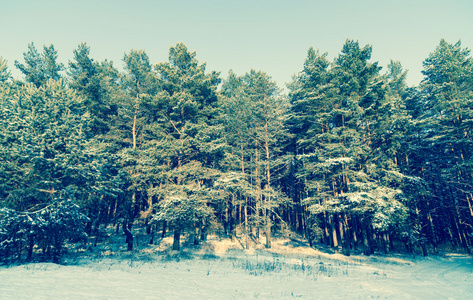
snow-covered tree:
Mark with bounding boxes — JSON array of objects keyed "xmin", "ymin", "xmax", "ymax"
[
  {"xmin": 289, "ymin": 40, "xmax": 408, "ymax": 255},
  {"xmin": 149, "ymin": 43, "xmax": 224, "ymax": 251},
  {"xmin": 220, "ymin": 70, "xmax": 290, "ymax": 248},
  {"xmin": 0, "ymin": 195, "xmax": 89, "ymax": 263}
]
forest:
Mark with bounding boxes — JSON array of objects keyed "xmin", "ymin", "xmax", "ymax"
[{"xmin": 0, "ymin": 39, "xmax": 472, "ymax": 264}]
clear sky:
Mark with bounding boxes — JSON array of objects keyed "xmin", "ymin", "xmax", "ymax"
[{"xmin": 1, "ymin": 0, "xmax": 472, "ymax": 90}]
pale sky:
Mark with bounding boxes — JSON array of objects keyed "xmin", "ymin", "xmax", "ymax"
[{"xmin": 1, "ymin": 0, "xmax": 472, "ymax": 89}]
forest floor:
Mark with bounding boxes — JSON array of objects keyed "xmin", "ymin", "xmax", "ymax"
[{"xmin": 0, "ymin": 225, "xmax": 472, "ymax": 299}]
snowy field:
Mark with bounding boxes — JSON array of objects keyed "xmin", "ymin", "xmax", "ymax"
[{"xmin": 1, "ymin": 237, "xmax": 472, "ymax": 299}]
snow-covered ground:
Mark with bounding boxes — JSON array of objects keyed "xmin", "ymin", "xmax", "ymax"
[{"xmin": 1, "ymin": 237, "xmax": 472, "ymax": 299}]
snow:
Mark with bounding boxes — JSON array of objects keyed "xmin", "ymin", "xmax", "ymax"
[{"xmin": 0, "ymin": 237, "xmax": 472, "ymax": 299}]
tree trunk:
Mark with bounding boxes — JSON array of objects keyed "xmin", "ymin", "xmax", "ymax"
[
  {"xmin": 342, "ymin": 214, "xmax": 351, "ymax": 256},
  {"xmin": 200, "ymin": 219, "xmax": 207, "ymax": 241},
  {"xmin": 145, "ymin": 183, "xmax": 154, "ymax": 235},
  {"xmin": 265, "ymin": 217, "xmax": 272, "ymax": 249},
  {"xmin": 241, "ymin": 143, "xmax": 250, "ymax": 250},
  {"xmin": 382, "ymin": 232, "xmax": 389, "ymax": 254},
  {"xmin": 27, "ymin": 234, "xmax": 34, "ymax": 261},
  {"xmin": 351, "ymin": 215, "xmax": 358, "ymax": 251},
  {"xmin": 297, "ymin": 201, "xmax": 304, "ymax": 234},
  {"xmin": 132, "ymin": 108, "xmax": 138, "ymax": 149},
  {"xmin": 427, "ymin": 212, "xmax": 438, "ymax": 253},
  {"xmin": 194, "ymin": 227, "xmax": 200, "ymax": 246},
  {"xmin": 53, "ymin": 235, "xmax": 61, "ymax": 264},
  {"xmin": 303, "ymin": 210, "xmax": 313, "ymax": 247},
  {"xmin": 255, "ymin": 147, "xmax": 261, "ymax": 244},
  {"xmin": 17, "ymin": 241, "xmax": 22, "ymax": 262},
  {"xmin": 334, "ymin": 214, "xmax": 342, "ymax": 250},
  {"xmin": 330, "ymin": 215, "xmax": 338, "ymax": 248},
  {"xmin": 229, "ymin": 196, "xmax": 235, "ymax": 239},
  {"xmin": 461, "ymin": 230, "xmax": 471, "ymax": 254},
  {"xmin": 421, "ymin": 242, "xmax": 428, "ymax": 257},
  {"xmin": 149, "ymin": 223, "xmax": 155, "ymax": 245},
  {"xmin": 264, "ymin": 137, "xmax": 272, "ymax": 249},
  {"xmin": 323, "ymin": 212, "xmax": 330, "ymax": 245},
  {"xmin": 162, "ymin": 221, "xmax": 167, "ymax": 238},
  {"xmin": 245, "ymin": 203, "xmax": 249, "ymax": 249},
  {"xmin": 362, "ymin": 221, "xmax": 372, "ymax": 256},
  {"xmin": 172, "ymin": 230, "xmax": 180, "ymax": 251},
  {"xmin": 122, "ymin": 220, "xmax": 133, "ymax": 251}
]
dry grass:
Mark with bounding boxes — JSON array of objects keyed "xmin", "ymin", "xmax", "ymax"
[{"xmin": 68, "ymin": 223, "xmax": 415, "ymax": 270}]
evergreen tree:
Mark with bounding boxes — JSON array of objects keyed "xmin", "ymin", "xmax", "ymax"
[
  {"xmin": 14, "ymin": 43, "xmax": 64, "ymax": 87},
  {"xmin": 285, "ymin": 48, "xmax": 332, "ymax": 238},
  {"xmin": 219, "ymin": 70, "xmax": 255, "ymax": 247},
  {"xmin": 0, "ymin": 196, "xmax": 89, "ymax": 263},
  {"xmin": 151, "ymin": 43, "xmax": 224, "ymax": 251},
  {"xmin": 0, "ymin": 79, "xmax": 120, "ymax": 261},
  {"xmin": 220, "ymin": 70, "xmax": 290, "ymax": 248},
  {"xmin": 0, "ymin": 79, "xmax": 120, "ymax": 209},
  {"xmin": 289, "ymin": 41, "xmax": 408, "ymax": 255},
  {"xmin": 0, "ymin": 57, "xmax": 11, "ymax": 83},
  {"xmin": 410, "ymin": 40, "xmax": 473, "ymax": 252},
  {"xmin": 111, "ymin": 49, "xmax": 160, "ymax": 250},
  {"xmin": 68, "ymin": 43, "xmax": 120, "ymax": 136}
]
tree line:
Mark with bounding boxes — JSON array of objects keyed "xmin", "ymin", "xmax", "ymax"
[{"xmin": 0, "ymin": 39, "xmax": 472, "ymax": 263}]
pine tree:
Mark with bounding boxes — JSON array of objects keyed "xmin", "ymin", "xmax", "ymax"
[
  {"xmin": 68, "ymin": 43, "xmax": 120, "ymax": 136},
  {"xmin": 286, "ymin": 47, "xmax": 332, "ymax": 239},
  {"xmin": 219, "ymin": 70, "xmax": 256, "ymax": 247},
  {"xmin": 0, "ymin": 79, "xmax": 119, "ymax": 262},
  {"xmin": 14, "ymin": 43, "xmax": 64, "ymax": 87},
  {"xmin": 410, "ymin": 40, "xmax": 473, "ymax": 252},
  {"xmin": 289, "ymin": 41, "xmax": 408, "ymax": 255},
  {"xmin": 149, "ymin": 43, "xmax": 224, "ymax": 251},
  {"xmin": 0, "ymin": 195, "xmax": 89, "ymax": 263},
  {"xmin": 111, "ymin": 49, "xmax": 160, "ymax": 250},
  {"xmin": 0, "ymin": 57, "xmax": 11, "ymax": 83},
  {"xmin": 220, "ymin": 70, "xmax": 290, "ymax": 248}
]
